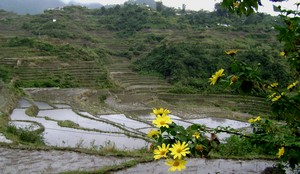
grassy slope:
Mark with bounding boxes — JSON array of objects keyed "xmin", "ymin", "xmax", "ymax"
[{"xmin": 0, "ymin": 5, "xmax": 281, "ymax": 115}]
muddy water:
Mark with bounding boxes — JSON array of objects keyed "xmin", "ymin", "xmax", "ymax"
[
  {"xmin": 0, "ymin": 147, "xmax": 133, "ymax": 174},
  {"xmin": 115, "ymin": 158, "xmax": 275, "ymax": 174}
]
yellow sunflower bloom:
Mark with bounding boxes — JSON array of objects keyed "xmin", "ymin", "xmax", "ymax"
[
  {"xmin": 254, "ymin": 116, "xmax": 261, "ymax": 122},
  {"xmin": 165, "ymin": 158, "xmax": 187, "ymax": 172},
  {"xmin": 248, "ymin": 116, "xmax": 261, "ymax": 123},
  {"xmin": 147, "ymin": 129, "xmax": 160, "ymax": 139},
  {"xmin": 152, "ymin": 115, "xmax": 172, "ymax": 128},
  {"xmin": 287, "ymin": 81, "xmax": 298, "ymax": 91},
  {"xmin": 154, "ymin": 143, "xmax": 170, "ymax": 160},
  {"xmin": 169, "ymin": 141, "xmax": 190, "ymax": 159},
  {"xmin": 268, "ymin": 82, "xmax": 278, "ymax": 89},
  {"xmin": 209, "ymin": 69, "xmax": 225, "ymax": 85},
  {"xmin": 248, "ymin": 118, "xmax": 255, "ymax": 123},
  {"xmin": 279, "ymin": 51, "xmax": 286, "ymax": 57},
  {"xmin": 268, "ymin": 92, "xmax": 276, "ymax": 99},
  {"xmin": 277, "ymin": 147, "xmax": 284, "ymax": 158},
  {"xmin": 225, "ymin": 50, "xmax": 238, "ymax": 56},
  {"xmin": 192, "ymin": 132, "xmax": 200, "ymax": 139},
  {"xmin": 152, "ymin": 108, "xmax": 171, "ymax": 117},
  {"xmin": 272, "ymin": 92, "xmax": 284, "ymax": 102}
]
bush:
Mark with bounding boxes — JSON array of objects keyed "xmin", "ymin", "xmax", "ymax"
[
  {"xmin": 216, "ymin": 135, "xmax": 263, "ymax": 157},
  {"xmin": 6, "ymin": 125, "xmax": 44, "ymax": 144},
  {"xmin": 25, "ymin": 105, "xmax": 39, "ymax": 117},
  {"xmin": 0, "ymin": 65, "xmax": 12, "ymax": 83}
]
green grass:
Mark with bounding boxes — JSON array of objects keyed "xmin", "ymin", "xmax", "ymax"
[
  {"xmin": 209, "ymin": 135, "xmax": 275, "ymax": 159},
  {"xmin": 57, "ymin": 120, "xmax": 80, "ymax": 129},
  {"xmin": 5, "ymin": 125, "xmax": 44, "ymax": 145}
]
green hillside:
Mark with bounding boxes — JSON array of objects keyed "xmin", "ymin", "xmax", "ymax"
[{"xmin": 0, "ymin": 4, "xmax": 288, "ymax": 93}]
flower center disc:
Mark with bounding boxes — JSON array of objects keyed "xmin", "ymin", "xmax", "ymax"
[{"xmin": 173, "ymin": 161, "xmax": 180, "ymax": 167}]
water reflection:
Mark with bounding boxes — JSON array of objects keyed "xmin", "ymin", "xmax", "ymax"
[
  {"xmin": 10, "ymin": 109, "xmax": 148, "ymax": 149},
  {"xmin": 53, "ymin": 104, "xmax": 71, "ymax": 109},
  {"xmin": 99, "ymin": 114, "xmax": 151, "ymax": 129},
  {"xmin": 34, "ymin": 101, "xmax": 53, "ymax": 110},
  {"xmin": 189, "ymin": 118, "xmax": 250, "ymax": 129},
  {"xmin": 38, "ymin": 109, "xmax": 122, "ymax": 132},
  {"xmin": 9, "ymin": 99, "xmax": 252, "ymax": 149},
  {"xmin": 18, "ymin": 99, "xmax": 31, "ymax": 108}
]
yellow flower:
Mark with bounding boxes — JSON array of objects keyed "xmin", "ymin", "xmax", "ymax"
[
  {"xmin": 277, "ymin": 147, "xmax": 284, "ymax": 158},
  {"xmin": 272, "ymin": 92, "xmax": 284, "ymax": 102},
  {"xmin": 225, "ymin": 50, "xmax": 238, "ymax": 56},
  {"xmin": 209, "ymin": 68, "xmax": 225, "ymax": 85},
  {"xmin": 169, "ymin": 141, "xmax": 190, "ymax": 159},
  {"xmin": 248, "ymin": 118, "xmax": 255, "ymax": 123},
  {"xmin": 248, "ymin": 116, "xmax": 261, "ymax": 123},
  {"xmin": 165, "ymin": 158, "xmax": 187, "ymax": 172},
  {"xmin": 152, "ymin": 115, "xmax": 172, "ymax": 128},
  {"xmin": 272, "ymin": 95, "xmax": 281, "ymax": 102},
  {"xmin": 254, "ymin": 116, "xmax": 261, "ymax": 122},
  {"xmin": 279, "ymin": 51, "xmax": 286, "ymax": 57},
  {"xmin": 268, "ymin": 82, "xmax": 278, "ymax": 89},
  {"xmin": 147, "ymin": 129, "xmax": 160, "ymax": 139},
  {"xmin": 287, "ymin": 81, "xmax": 298, "ymax": 91},
  {"xmin": 192, "ymin": 132, "xmax": 200, "ymax": 139},
  {"xmin": 154, "ymin": 143, "xmax": 170, "ymax": 160},
  {"xmin": 230, "ymin": 75, "xmax": 238, "ymax": 85},
  {"xmin": 268, "ymin": 92, "xmax": 276, "ymax": 99},
  {"xmin": 152, "ymin": 108, "xmax": 171, "ymax": 117}
]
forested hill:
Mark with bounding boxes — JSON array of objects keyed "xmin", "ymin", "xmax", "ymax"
[
  {"xmin": 0, "ymin": 0, "xmax": 156, "ymax": 14},
  {"xmin": 0, "ymin": 0, "xmax": 65, "ymax": 14},
  {"xmin": 0, "ymin": 3, "xmax": 289, "ymax": 93}
]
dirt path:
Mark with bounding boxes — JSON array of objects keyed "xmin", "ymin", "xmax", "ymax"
[
  {"xmin": 0, "ymin": 147, "xmax": 133, "ymax": 174},
  {"xmin": 115, "ymin": 158, "xmax": 276, "ymax": 174},
  {"xmin": 0, "ymin": 146, "xmax": 280, "ymax": 174}
]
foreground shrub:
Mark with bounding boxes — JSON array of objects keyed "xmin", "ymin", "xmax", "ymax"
[{"xmin": 6, "ymin": 125, "xmax": 44, "ymax": 144}]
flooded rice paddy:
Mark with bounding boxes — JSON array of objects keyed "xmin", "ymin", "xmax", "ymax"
[
  {"xmin": 1, "ymin": 98, "xmax": 281, "ymax": 173},
  {"xmin": 6, "ymin": 98, "xmax": 253, "ymax": 149}
]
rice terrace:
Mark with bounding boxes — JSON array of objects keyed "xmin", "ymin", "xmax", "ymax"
[{"xmin": 0, "ymin": 0, "xmax": 299, "ymax": 173}]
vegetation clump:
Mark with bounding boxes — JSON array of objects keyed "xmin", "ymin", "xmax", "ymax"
[
  {"xmin": 5, "ymin": 125, "xmax": 44, "ymax": 145},
  {"xmin": 25, "ymin": 105, "xmax": 39, "ymax": 117},
  {"xmin": 57, "ymin": 120, "xmax": 80, "ymax": 128}
]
